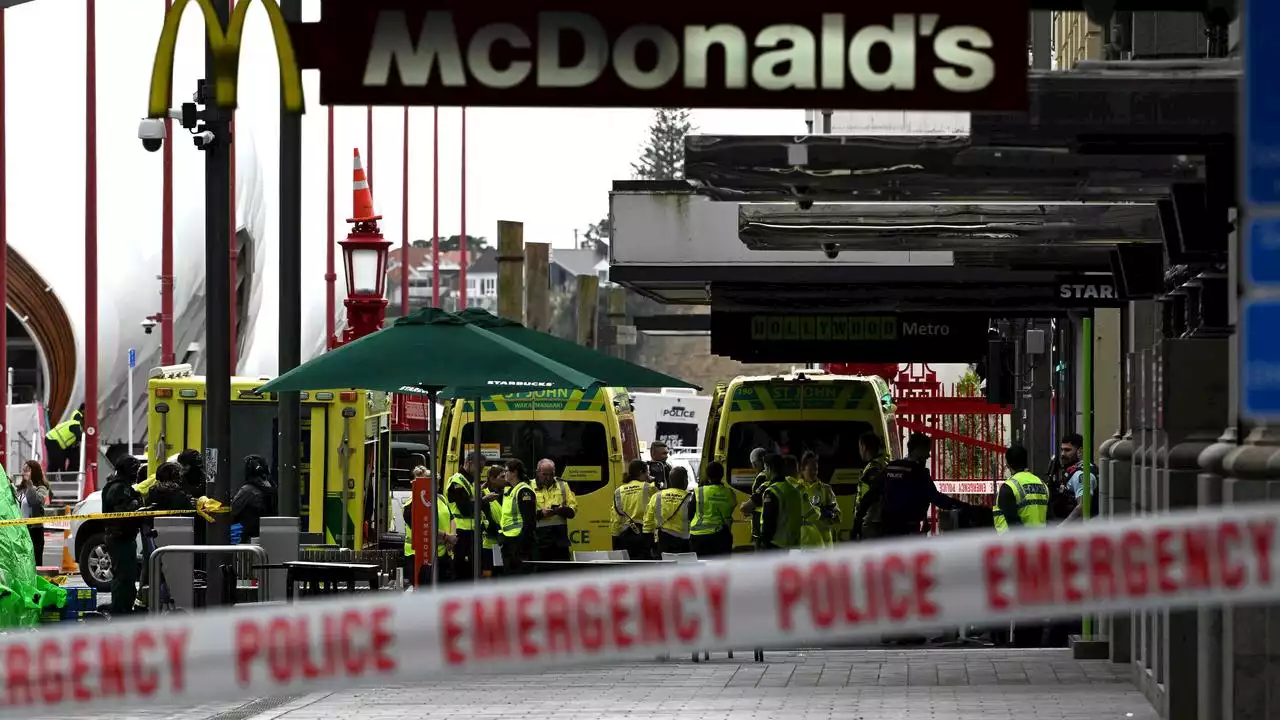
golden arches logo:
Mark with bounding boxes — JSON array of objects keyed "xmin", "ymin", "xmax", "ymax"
[{"xmin": 147, "ymin": 0, "xmax": 304, "ymax": 118}]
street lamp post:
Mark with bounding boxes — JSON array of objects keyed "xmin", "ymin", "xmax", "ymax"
[{"xmin": 337, "ymin": 150, "xmax": 390, "ymax": 346}]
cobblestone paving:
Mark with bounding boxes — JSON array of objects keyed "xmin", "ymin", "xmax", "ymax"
[{"xmin": 234, "ymin": 648, "xmax": 1159, "ymax": 720}]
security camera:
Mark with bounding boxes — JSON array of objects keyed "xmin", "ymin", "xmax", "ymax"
[
  {"xmin": 141, "ymin": 318, "xmax": 157, "ymax": 335},
  {"xmin": 193, "ymin": 130, "xmax": 215, "ymax": 149},
  {"xmin": 821, "ymin": 242, "xmax": 840, "ymax": 260},
  {"xmin": 138, "ymin": 118, "xmax": 166, "ymax": 153}
]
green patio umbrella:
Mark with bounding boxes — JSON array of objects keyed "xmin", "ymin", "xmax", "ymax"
[
  {"xmin": 256, "ymin": 307, "xmax": 602, "ymax": 586},
  {"xmin": 256, "ymin": 307, "xmax": 600, "ymax": 397},
  {"xmin": 454, "ymin": 308, "xmax": 700, "ymax": 390}
]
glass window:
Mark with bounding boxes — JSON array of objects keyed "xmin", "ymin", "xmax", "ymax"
[
  {"xmin": 460, "ymin": 420, "xmax": 610, "ymax": 495},
  {"xmin": 726, "ymin": 420, "xmax": 873, "ymax": 494}
]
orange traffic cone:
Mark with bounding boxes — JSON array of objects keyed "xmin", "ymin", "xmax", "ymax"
[
  {"xmin": 60, "ymin": 509, "xmax": 77, "ymax": 573},
  {"xmin": 347, "ymin": 149, "xmax": 382, "ymax": 224}
]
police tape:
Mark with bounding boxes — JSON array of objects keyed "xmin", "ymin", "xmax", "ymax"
[
  {"xmin": 0, "ymin": 503, "xmax": 1277, "ymax": 717},
  {"xmin": 0, "ymin": 506, "xmax": 229, "ymax": 528}
]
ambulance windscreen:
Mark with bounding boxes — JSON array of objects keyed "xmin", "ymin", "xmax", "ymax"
[
  {"xmin": 461, "ymin": 420, "xmax": 611, "ymax": 494},
  {"xmin": 725, "ymin": 420, "xmax": 872, "ymax": 493}
]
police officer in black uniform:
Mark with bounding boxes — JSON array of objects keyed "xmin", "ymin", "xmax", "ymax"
[{"xmin": 101, "ymin": 456, "xmax": 145, "ymax": 615}]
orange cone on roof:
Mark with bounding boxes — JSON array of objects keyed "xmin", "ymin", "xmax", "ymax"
[{"xmin": 348, "ymin": 148, "xmax": 382, "ymax": 223}]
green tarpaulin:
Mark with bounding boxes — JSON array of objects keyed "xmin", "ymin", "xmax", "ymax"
[{"xmin": 0, "ymin": 469, "xmax": 65, "ymax": 628}]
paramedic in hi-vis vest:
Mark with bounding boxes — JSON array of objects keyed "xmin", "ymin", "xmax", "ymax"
[
  {"xmin": 44, "ymin": 403, "xmax": 85, "ymax": 474},
  {"xmin": 444, "ymin": 452, "xmax": 481, "ymax": 582},
  {"xmin": 402, "ymin": 466, "xmax": 455, "ymax": 586},
  {"xmin": 644, "ymin": 465, "xmax": 692, "ymax": 555},
  {"xmin": 478, "ymin": 465, "xmax": 505, "ymax": 576},
  {"xmin": 797, "ymin": 451, "xmax": 840, "ymax": 547},
  {"xmin": 534, "ymin": 458, "xmax": 578, "ymax": 561},
  {"xmin": 757, "ymin": 454, "xmax": 803, "ymax": 551},
  {"xmin": 611, "ymin": 459, "xmax": 656, "ymax": 560},
  {"xmin": 994, "ymin": 445, "xmax": 1049, "ymax": 533},
  {"xmin": 688, "ymin": 461, "xmax": 735, "ymax": 556},
  {"xmin": 738, "ymin": 448, "xmax": 769, "ymax": 545},
  {"xmin": 498, "ymin": 459, "xmax": 538, "ymax": 575}
]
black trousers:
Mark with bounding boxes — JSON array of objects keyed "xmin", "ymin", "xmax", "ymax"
[
  {"xmin": 451, "ymin": 530, "xmax": 475, "ymax": 581},
  {"xmin": 612, "ymin": 532, "xmax": 652, "ymax": 561},
  {"xmin": 44, "ymin": 439, "xmax": 76, "ymax": 474},
  {"xmin": 690, "ymin": 529, "xmax": 732, "ymax": 557},
  {"xmin": 28, "ymin": 527, "xmax": 44, "ymax": 567},
  {"xmin": 106, "ymin": 537, "xmax": 138, "ymax": 615},
  {"xmin": 656, "ymin": 532, "xmax": 690, "ymax": 556},
  {"xmin": 535, "ymin": 526, "xmax": 571, "ymax": 561},
  {"xmin": 501, "ymin": 539, "xmax": 533, "ymax": 576}
]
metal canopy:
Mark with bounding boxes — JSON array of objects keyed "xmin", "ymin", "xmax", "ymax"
[{"xmin": 737, "ymin": 202, "xmax": 1163, "ymax": 253}]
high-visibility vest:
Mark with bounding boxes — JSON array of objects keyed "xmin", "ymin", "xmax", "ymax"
[
  {"xmin": 799, "ymin": 479, "xmax": 839, "ymax": 547},
  {"xmin": 650, "ymin": 488, "xmax": 691, "ymax": 539},
  {"xmin": 46, "ymin": 412, "xmax": 83, "ymax": 450},
  {"xmin": 611, "ymin": 480, "xmax": 653, "ymax": 536},
  {"xmin": 403, "ymin": 495, "xmax": 450, "ymax": 558},
  {"xmin": 501, "ymin": 481, "xmax": 535, "ymax": 538},
  {"xmin": 690, "ymin": 484, "xmax": 735, "ymax": 536},
  {"xmin": 764, "ymin": 479, "xmax": 803, "ymax": 549},
  {"xmin": 994, "ymin": 471, "xmax": 1050, "ymax": 534},
  {"xmin": 750, "ymin": 472, "xmax": 768, "ymax": 538},
  {"xmin": 482, "ymin": 498, "xmax": 502, "ymax": 550},
  {"xmin": 535, "ymin": 479, "xmax": 575, "ymax": 528},
  {"xmin": 444, "ymin": 472, "xmax": 475, "ymax": 531}
]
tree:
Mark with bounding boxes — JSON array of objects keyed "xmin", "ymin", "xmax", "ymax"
[
  {"xmin": 937, "ymin": 368, "xmax": 1006, "ymax": 485},
  {"xmin": 631, "ymin": 108, "xmax": 694, "ymax": 181},
  {"xmin": 436, "ymin": 235, "xmax": 488, "ymax": 252},
  {"xmin": 582, "ymin": 216, "xmax": 611, "ymax": 249},
  {"xmin": 411, "ymin": 239, "xmax": 431, "ymax": 248}
]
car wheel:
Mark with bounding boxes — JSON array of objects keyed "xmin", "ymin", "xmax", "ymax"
[{"xmin": 77, "ymin": 532, "xmax": 113, "ymax": 591}]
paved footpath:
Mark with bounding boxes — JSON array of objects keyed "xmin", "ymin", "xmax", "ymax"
[{"xmin": 94, "ymin": 647, "xmax": 1156, "ymax": 720}]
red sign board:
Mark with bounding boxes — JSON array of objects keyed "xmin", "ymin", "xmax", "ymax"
[
  {"xmin": 411, "ymin": 476, "xmax": 435, "ymax": 585},
  {"xmin": 290, "ymin": 2, "xmax": 1028, "ymax": 110},
  {"xmin": 392, "ymin": 394, "xmax": 430, "ymax": 432}
]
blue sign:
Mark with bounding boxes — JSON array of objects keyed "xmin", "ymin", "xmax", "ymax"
[
  {"xmin": 1242, "ymin": 300, "xmax": 1280, "ymax": 418},
  {"xmin": 1247, "ymin": 217, "xmax": 1280, "ymax": 286},
  {"xmin": 1246, "ymin": 0, "xmax": 1280, "ymax": 206},
  {"xmin": 128, "ymin": 348, "xmax": 136, "ymax": 369}
]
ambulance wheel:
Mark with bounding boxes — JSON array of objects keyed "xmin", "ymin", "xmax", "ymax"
[{"xmin": 77, "ymin": 532, "xmax": 112, "ymax": 591}]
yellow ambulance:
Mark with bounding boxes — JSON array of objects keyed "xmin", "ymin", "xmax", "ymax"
[
  {"xmin": 437, "ymin": 387, "xmax": 640, "ymax": 552},
  {"xmin": 699, "ymin": 370, "xmax": 899, "ymax": 549},
  {"xmin": 144, "ymin": 364, "xmax": 391, "ymax": 549}
]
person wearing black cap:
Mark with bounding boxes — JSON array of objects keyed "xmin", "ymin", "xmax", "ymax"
[
  {"xmin": 101, "ymin": 454, "xmax": 145, "ymax": 614},
  {"xmin": 231, "ymin": 455, "xmax": 276, "ymax": 543}
]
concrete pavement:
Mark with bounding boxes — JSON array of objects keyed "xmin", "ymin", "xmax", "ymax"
[{"xmin": 130, "ymin": 648, "xmax": 1157, "ymax": 720}]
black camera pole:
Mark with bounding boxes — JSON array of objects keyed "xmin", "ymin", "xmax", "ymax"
[
  {"xmin": 201, "ymin": 1, "xmax": 233, "ymax": 606},
  {"xmin": 277, "ymin": 0, "xmax": 303, "ymax": 520}
]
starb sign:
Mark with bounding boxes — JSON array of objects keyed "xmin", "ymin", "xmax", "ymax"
[
  {"xmin": 291, "ymin": 1, "xmax": 1028, "ymax": 109},
  {"xmin": 1058, "ymin": 283, "xmax": 1117, "ymax": 301},
  {"xmin": 709, "ymin": 312, "xmax": 990, "ymax": 363}
]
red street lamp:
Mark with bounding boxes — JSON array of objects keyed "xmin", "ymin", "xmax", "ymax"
[{"xmin": 337, "ymin": 149, "xmax": 390, "ymax": 346}]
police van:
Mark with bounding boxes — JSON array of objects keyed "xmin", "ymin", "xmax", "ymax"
[
  {"xmin": 700, "ymin": 370, "xmax": 899, "ymax": 549},
  {"xmin": 437, "ymin": 387, "xmax": 640, "ymax": 552},
  {"xmin": 630, "ymin": 388, "xmax": 711, "ymax": 452}
]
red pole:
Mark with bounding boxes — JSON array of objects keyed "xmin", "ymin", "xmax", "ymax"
[
  {"xmin": 325, "ymin": 106, "xmax": 335, "ymax": 348},
  {"xmin": 459, "ymin": 106, "xmax": 467, "ymax": 308},
  {"xmin": 431, "ymin": 106, "xmax": 439, "ymax": 308},
  {"xmin": 400, "ymin": 106, "xmax": 409, "ymax": 315},
  {"xmin": 160, "ymin": 0, "xmax": 174, "ymax": 366},
  {"xmin": 0, "ymin": 7, "xmax": 7, "ymax": 473},
  {"xmin": 83, "ymin": 0, "xmax": 99, "ymax": 497},
  {"xmin": 366, "ymin": 106, "xmax": 374, "ymax": 196},
  {"xmin": 227, "ymin": 0, "xmax": 237, "ymax": 371}
]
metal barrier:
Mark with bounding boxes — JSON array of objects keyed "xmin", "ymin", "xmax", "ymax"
[
  {"xmin": 148, "ymin": 544, "xmax": 269, "ymax": 611},
  {"xmin": 300, "ymin": 547, "xmax": 401, "ymax": 577}
]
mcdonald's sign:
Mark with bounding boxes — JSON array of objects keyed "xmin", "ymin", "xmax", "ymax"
[{"xmin": 146, "ymin": 0, "xmax": 305, "ymax": 118}]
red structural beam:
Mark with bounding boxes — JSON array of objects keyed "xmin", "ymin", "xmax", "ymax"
[
  {"xmin": 895, "ymin": 418, "xmax": 1007, "ymax": 455},
  {"xmin": 896, "ymin": 396, "xmax": 1011, "ymax": 416}
]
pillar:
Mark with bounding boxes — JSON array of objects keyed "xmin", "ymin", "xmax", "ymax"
[
  {"xmin": 1126, "ymin": 300, "xmax": 1158, "ymax": 678},
  {"xmin": 154, "ymin": 517, "xmax": 194, "ymax": 611},
  {"xmin": 576, "ymin": 275, "xmax": 599, "ymax": 348},
  {"xmin": 606, "ymin": 286, "xmax": 627, "ymax": 359},
  {"xmin": 524, "ymin": 242, "xmax": 550, "ymax": 332},
  {"xmin": 257, "ymin": 517, "xmax": 298, "ymax": 603},
  {"xmin": 497, "ymin": 221, "xmax": 524, "ymax": 323}
]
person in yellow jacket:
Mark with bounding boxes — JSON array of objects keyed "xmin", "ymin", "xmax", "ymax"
[
  {"xmin": 758, "ymin": 454, "xmax": 803, "ymax": 551},
  {"xmin": 852, "ymin": 432, "xmax": 889, "ymax": 541},
  {"xmin": 644, "ymin": 466, "xmax": 691, "ymax": 555},
  {"xmin": 44, "ymin": 404, "xmax": 84, "ymax": 473},
  {"xmin": 477, "ymin": 465, "xmax": 505, "ymax": 577},
  {"xmin": 688, "ymin": 461, "xmax": 736, "ymax": 557},
  {"xmin": 534, "ymin": 458, "xmax": 578, "ymax": 561},
  {"xmin": 610, "ymin": 459, "xmax": 656, "ymax": 560},
  {"xmin": 994, "ymin": 445, "xmax": 1049, "ymax": 534},
  {"xmin": 797, "ymin": 451, "xmax": 840, "ymax": 547}
]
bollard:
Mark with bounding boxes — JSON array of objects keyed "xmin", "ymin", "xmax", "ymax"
[
  {"xmin": 258, "ymin": 517, "xmax": 300, "ymax": 603},
  {"xmin": 154, "ymin": 517, "xmax": 195, "ymax": 611}
]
